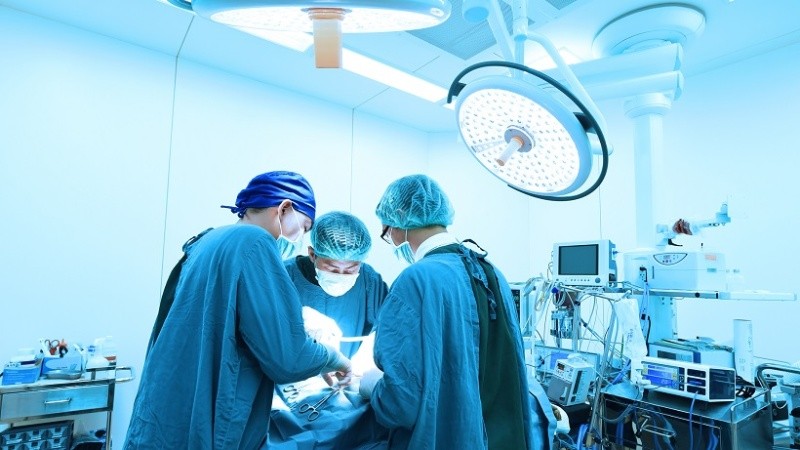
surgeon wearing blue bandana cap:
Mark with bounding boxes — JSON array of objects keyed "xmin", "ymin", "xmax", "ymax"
[
  {"xmin": 125, "ymin": 171, "xmax": 353, "ymax": 450},
  {"xmin": 362, "ymin": 174, "xmax": 556, "ymax": 450}
]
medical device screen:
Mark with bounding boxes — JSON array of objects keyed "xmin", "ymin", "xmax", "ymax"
[{"xmin": 558, "ymin": 244, "xmax": 599, "ymax": 276}]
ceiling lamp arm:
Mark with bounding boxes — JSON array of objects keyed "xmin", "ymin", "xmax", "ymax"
[
  {"xmin": 447, "ymin": 61, "xmax": 610, "ymax": 202},
  {"xmin": 488, "ymin": 0, "xmax": 515, "ymax": 61},
  {"xmin": 164, "ymin": 0, "xmax": 193, "ymax": 10},
  {"xmin": 525, "ymin": 32, "xmax": 608, "ymax": 133},
  {"xmin": 511, "ymin": 0, "xmax": 527, "ymax": 66},
  {"xmin": 462, "ymin": 0, "xmax": 514, "ymax": 62}
]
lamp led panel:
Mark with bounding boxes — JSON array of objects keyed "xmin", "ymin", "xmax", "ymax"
[
  {"xmin": 455, "ymin": 76, "xmax": 592, "ymax": 195},
  {"xmin": 192, "ymin": 0, "xmax": 451, "ymax": 32}
]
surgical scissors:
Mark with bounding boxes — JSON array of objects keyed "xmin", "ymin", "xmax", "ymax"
[{"xmin": 297, "ymin": 386, "xmax": 342, "ymax": 421}]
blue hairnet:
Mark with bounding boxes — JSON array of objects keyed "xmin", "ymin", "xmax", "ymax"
[
  {"xmin": 375, "ymin": 174, "xmax": 454, "ymax": 229},
  {"xmin": 310, "ymin": 211, "xmax": 372, "ymax": 261},
  {"xmin": 221, "ymin": 171, "xmax": 316, "ymax": 222}
]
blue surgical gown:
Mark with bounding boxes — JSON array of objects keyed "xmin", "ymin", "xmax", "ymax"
[
  {"xmin": 283, "ymin": 257, "xmax": 388, "ymax": 357},
  {"xmin": 265, "ymin": 258, "xmax": 390, "ymax": 449},
  {"xmin": 369, "ymin": 251, "xmax": 556, "ymax": 450},
  {"xmin": 125, "ymin": 224, "xmax": 332, "ymax": 450}
]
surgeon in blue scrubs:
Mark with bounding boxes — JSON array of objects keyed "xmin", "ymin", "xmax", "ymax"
[
  {"xmin": 360, "ymin": 174, "xmax": 556, "ymax": 450},
  {"xmin": 125, "ymin": 171, "xmax": 353, "ymax": 450},
  {"xmin": 267, "ymin": 211, "xmax": 389, "ymax": 449},
  {"xmin": 286, "ymin": 211, "xmax": 388, "ymax": 357}
]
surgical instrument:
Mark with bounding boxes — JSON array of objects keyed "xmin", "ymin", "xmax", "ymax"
[{"xmin": 298, "ymin": 386, "xmax": 342, "ymax": 421}]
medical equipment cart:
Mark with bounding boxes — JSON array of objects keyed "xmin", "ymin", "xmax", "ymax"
[{"xmin": 0, "ymin": 367, "xmax": 134, "ymax": 449}]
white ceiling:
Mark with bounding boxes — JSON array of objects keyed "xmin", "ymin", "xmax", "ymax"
[{"xmin": 2, "ymin": 0, "xmax": 800, "ymax": 132}]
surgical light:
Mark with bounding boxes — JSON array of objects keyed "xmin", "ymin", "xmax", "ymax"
[
  {"xmin": 447, "ymin": 61, "xmax": 609, "ymax": 201},
  {"xmin": 165, "ymin": 0, "xmax": 451, "ymax": 68}
]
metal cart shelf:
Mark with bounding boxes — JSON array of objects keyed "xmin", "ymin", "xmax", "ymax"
[{"xmin": 0, "ymin": 366, "xmax": 134, "ymax": 448}]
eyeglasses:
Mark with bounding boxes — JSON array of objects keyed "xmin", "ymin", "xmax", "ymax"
[{"xmin": 380, "ymin": 226, "xmax": 392, "ymax": 245}]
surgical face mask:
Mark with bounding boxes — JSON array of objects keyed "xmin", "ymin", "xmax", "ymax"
[
  {"xmin": 315, "ymin": 269, "xmax": 360, "ymax": 297},
  {"xmin": 276, "ymin": 209, "xmax": 304, "ymax": 259},
  {"xmin": 393, "ymin": 241, "xmax": 415, "ymax": 265}
]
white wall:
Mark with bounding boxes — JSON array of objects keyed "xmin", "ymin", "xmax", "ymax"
[
  {"xmin": 0, "ymin": 7, "xmax": 428, "ymax": 446},
  {"xmin": 0, "ymin": 7, "xmax": 175, "ymax": 442},
  {"xmin": 663, "ymin": 43, "xmax": 800, "ymax": 362}
]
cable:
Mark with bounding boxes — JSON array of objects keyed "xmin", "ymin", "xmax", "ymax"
[
  {"xmin": 704, "ymin": 417, "xmax": 719, "ymax": 450},
  {"xmin": 688, "ymin": 393, "xmax": 697, "ymax": 450},
  {"xmin": 577, "ymin": 423, "xmax": 587, "ymax": 450},
  {"xmin": 610, "ymin": 360, "xmax": 631, "ymax": 385}
]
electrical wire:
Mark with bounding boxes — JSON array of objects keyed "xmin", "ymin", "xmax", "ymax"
[{"xmin": 688, "ymin": 393, "xmax": 697, "ymax": 450}]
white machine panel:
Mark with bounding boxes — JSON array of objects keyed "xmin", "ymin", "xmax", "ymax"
[{"xmin": 623, "ymin": 250, "xmax": 726, "ymax": 291}]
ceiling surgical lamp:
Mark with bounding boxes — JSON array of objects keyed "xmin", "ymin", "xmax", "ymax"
[
  {"xmin": 162, "ymin": 0, "xmax": 452, "ymax": 68},
  {"xmin": 448, "ymin": 0, "xmax": 610, "ymax": 201}
]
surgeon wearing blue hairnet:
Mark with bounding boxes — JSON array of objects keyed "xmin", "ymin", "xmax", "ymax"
[
  {"xmin": 267, "ymin": 211, "xmax": 390, "ymax": 449},
  {"xmin": 285, "ymin": 211, "xmax": 388, "ymax": 358},
  {"xmin": 362, "ymin": 174, "xmax": 556, "ymax": 450},
  {"xmin": 125, "ymin": 171, "xmax": 353, "ymax": 450}
]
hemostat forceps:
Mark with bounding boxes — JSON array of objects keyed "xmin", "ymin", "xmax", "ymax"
[{"xmin": 297, "ymin": 386, "xmax": 343, "ymax": 421}]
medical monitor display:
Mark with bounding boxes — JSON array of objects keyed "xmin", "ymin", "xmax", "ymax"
[
  {"xmin": 558, "ymin": 244, "xmax": 599, "ymax": 275},
  {"xmin": 552, "ymin": 240, "xmax": 616, "ymax": 286}
]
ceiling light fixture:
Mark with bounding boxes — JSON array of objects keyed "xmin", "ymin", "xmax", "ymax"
[
  {"xmin": 230, "ymin": 25, "xmax": 448, "ymax": 103},
  {"xmin": 166, "ymin": 0, "xmax": 451, "ymax": 68},
  {"xmin": 447, "ymin": 0, "xmax": 609, "ymax": 201},
  {"xmin": 447, "ymin": 61, "xmax": 608, "ymax": 200}
]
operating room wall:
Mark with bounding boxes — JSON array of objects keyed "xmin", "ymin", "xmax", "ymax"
[
  {"xmin": 660, "ymin": 42, "xmax": 800, "ymax": 364},
  {"xmin": 0, "ymin": 6, "xmax": 430, "ymax": 446}
]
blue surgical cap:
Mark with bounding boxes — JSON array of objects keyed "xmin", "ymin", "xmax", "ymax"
[
  {"xmin": 375, "ymin": 174, "xmax": 454, "ymax": 229},
  {"xmin": 310, "ymin": 211, "xmax": 372, "ymax": 261},
  {"xmin": 221, "ymin": 171, "xmax": 316, "ymax": 222}
]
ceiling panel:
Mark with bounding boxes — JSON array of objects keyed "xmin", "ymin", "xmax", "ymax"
[
  {"xmin": 2, "ymin": 0, "xmax": 800, "ymax": 133},
  {"xmin": 0, "ymin": 0, "xmax": 192, "ymax": 56}
]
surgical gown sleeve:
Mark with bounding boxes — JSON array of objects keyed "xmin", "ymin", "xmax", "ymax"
[
  {"xmin": 369, "ymin": 286, "xmax": 424, "ymax": 430},
  {"xmin": 237, "ymin": 234, "xmax": 331, "ymax": 384}
]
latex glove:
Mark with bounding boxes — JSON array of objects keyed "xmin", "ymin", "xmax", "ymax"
[
  {"xmin": 302, "ymin": 306, "xmax": 343, "ymax": 348},
  {"xmin": 320, "ymin": 343, "xmax": 353, "ymax": 387},
  {"xmin": 358, "ymin": 367, "xmax": 384, "ymax": 399}
]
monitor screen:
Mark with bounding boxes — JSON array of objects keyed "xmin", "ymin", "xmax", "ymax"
[{"xmin": 558, "ymin": 244, "xmax": 599, "ymax": 276}]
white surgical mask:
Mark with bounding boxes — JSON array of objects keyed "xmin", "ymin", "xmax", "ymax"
[
  {"xmin": 277, "ymin": 234, "xmax": 302, "ymax": 259},
  {"xmin": 393, "ymin": 241, "xmax": 415, "ymax": 265},
  {"xmin": 276, "ymin": 209, "xmax": 304, "ymax": 260},
  {"xmin": 315, "ymin": 269, "xmax": 360, "ymax": 297}
]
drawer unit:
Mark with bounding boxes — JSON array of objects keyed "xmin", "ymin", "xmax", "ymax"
[
  {"xmin": 0, "ymin": 384, "xmax": 109, "ymax": 421},
  {"xmin": 0, "ymin": 366, "xmax": 133, "ymax": 449}
]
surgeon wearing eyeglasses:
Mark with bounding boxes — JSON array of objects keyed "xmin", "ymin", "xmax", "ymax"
[{"xmin": 360, "ymin": 174, "xmax": 556, "ymax": 450}]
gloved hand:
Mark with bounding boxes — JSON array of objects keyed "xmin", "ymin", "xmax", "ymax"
[
  {"xmin": 358, "ymin": 367, "xmax": 384, "ymax": 399},
  {"xmin": 302, "ymin": 306, "xmax": 343, "ymax": 348},
  {"xmin": 320, "ymin": 343, "xmax": 353, "ymax": 387}
]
